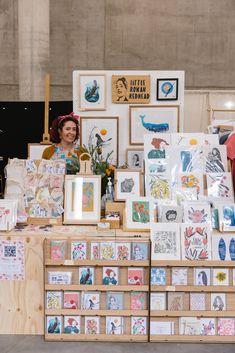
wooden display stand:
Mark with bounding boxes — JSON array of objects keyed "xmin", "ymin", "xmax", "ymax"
[
  {"xmin": 44, "ymin": 236, "xmax": 149, "ymax": 342},
  {"xmin": 150, "ymin": 260, "xmax": 235, "ymax": 343}
]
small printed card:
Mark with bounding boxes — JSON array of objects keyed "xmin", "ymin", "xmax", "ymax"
[
  {"xmin": 102, "ymin": 267, "xmax": 119, "ymax": 285},
  {"xmin": 171, "ymin": 267, "xmax": 188, "ymax": 285},
  {"xmin": 115, "ymin": 242, "xmax": 131, "ymax": 260},
  {"xmin": 48, "ymin": 271, "xmax": 72, "ymax": 285},
  {"xmin": 46, "ymin": 316, "xmax": 61, "ymax": 334},
  {"xmin": 194, "ymin": 268, "xmax": 211, "ymax": 286},
  {"xmin": 151, "ymin": 267, "xmax": 166, "ymax": 285},
  {"xmin": 64, "ymin": 291, "xmax": 80, "ymax": 309},
  {"xmin": 106, "ymin": 316, "xmax": 123, "ymax": 335},
  {"xmin": 64, "ymin": 316, "xmax": 80, "ymax": 334},
  {"xmin": 200, "ymin": 318, "xmax": 215, "ymax": 335},
  {"xmin": 106, "ymin": 292, "xmax": 124, "ymax": 310},
  {"xmin": 84, "ymin": 316, "xmax": 100, "ymax": 335},
  {"xmin": 79, "ymin": 267, "xmax": 94, "ymax": 285},
  {"xmin": 128, "ymin": 267, "xmax": 144, "ymax": 285},
  {"xmin": 181, "ymin": 223, "xmax": 211, "ymax": 260},
  {"xmin": 100, "ymin": 242, "xmax": 115, "ymax": 260},
  {"xmin": 150, "ymin": 321, "xmax": 174, "ymax": 335},
  {"xmin": 212, "ymin": 268, "xmax": 229, "ymax": 286},
  {"xmin": 131, "ymin": 242, "xmax": 148, "ymax": 260},
  {"xmin": 130, "ymin": 291, "xmax": 146, "ymax": 310},
  {"xmin": 131, "ymin": 317, "xmax": 147, "ymax": 335},
  {"xmin": 218, "ymin": 318, "xmax": 235, "ymax": 336},
  {"xmin": 46, "ymin": 291, "xmax": 62, "ymax": 310},
  {"xmin": 71, "ymin": 241, "xmax": 87, "ymax": 260},
  {"xmin": 82, "ymin": 291, "xmax": 100, "ymax": 310},
  {"xmin": 190, "ymin": 293, "xmax": 206, "ymax": 311},
  {"xmin": 167, "ymin": 292, "xmax": 184, "ymax": 311},
  {"xmin": 211, "ymin": 293, "xmax": 226, "ymax": 311},
  {"xmin": 90, "ymin": 242, "xmax": 100, "ymax": 260},
  {"xmin": 179, "ymin": 317, "xmax": 201, "ymax": 335},
  {"xmin": 151, "ymin": 223, "xmax": 181, "ymax": 260},
  {"xmin": 150, "ymin": 292, "xmax": 166, "ymax": 310},
  {"xmin": 50, "ymin": 240, "xmax": 67, "ymax": 260}
]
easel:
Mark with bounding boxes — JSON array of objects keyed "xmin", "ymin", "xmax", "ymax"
[
  {"xmin": 208, "ymin": 106, "xmax": 235, "ymax": 125},
  {"xmin": 40, "ymin": 73, "xmax": 52, "ymax": 145}
]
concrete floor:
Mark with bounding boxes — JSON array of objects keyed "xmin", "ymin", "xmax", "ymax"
[{"xmin": 0, "ymin": 336, "xmax": 234, "ymax": 353}]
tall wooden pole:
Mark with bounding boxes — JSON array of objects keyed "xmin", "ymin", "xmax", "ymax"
[{"xmin": 41, "ymin": 73, "xmax": 51, "ymax": 144}]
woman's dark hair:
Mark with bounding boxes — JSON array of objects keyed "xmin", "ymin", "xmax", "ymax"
[
  {"xmin": 116, "ymin": 77, "xmax": 128, "ymax": 89},
  {"xmin": 50, "ymin": 112, "xmax": 79, "ymax": 143}
]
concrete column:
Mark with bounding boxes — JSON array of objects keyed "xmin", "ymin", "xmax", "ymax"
[{"xmin": 18, "ymin": 0, "xmax": 49, "ymax": 101}]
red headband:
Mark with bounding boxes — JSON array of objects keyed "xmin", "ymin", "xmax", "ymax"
[{"xmin": 57, "ymin": 112, "xmax": 79, "ymax": 125}]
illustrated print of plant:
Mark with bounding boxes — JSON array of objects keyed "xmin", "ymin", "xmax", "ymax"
[{"xmin": 132, "ymin": 202, "xmax": 150, "ymax": 223}]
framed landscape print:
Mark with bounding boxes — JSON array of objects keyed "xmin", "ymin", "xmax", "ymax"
[
  {"xmin": 114, "ymin": 169, "xmax": 142, "ymax": 201},
  {"xmin": 112, "ymin": 75, "xmax": 150, "ymax": 104},
  {"xmin": 126, "ymin": 148, "xmax": 144, "ymax": 169},
  {"xmin": 129, "ymin": 105, "xmax": 179, "ymax": 145},
  {"xmin": 64, "ymin": 175, "xmax": 101, "ymax": 224},
  {"xmin": 79, "ymin": 74, "xmax": 106, "ymax": 111},
  {"xmin": 157, "ymin": 78, "xmax": 178, "ymax": 101},
  {"xmin": 80, "ymin": 117, "xmax": 119, "ymax": 165},
  {"xmin": 124, "ymin": 196, "xmax": 155, "ymax": 231}
]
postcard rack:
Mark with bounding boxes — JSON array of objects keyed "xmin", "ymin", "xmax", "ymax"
[
  {"xmin": 44, "ymin": 236, "xmax": 150, "ymax": 342},
  {"xmin": 150, "ymin": 259, "xmax": 235, "ymax": 343}
]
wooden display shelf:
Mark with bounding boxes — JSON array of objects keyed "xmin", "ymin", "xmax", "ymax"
[
  {"xmin": 151, "ymin": 310, "xmax": 235, "ymax": 317},
  {"xmin": 151, "ymin": 285, "xmax": 235, "ymax": 292},
  {"xmin": 151, "ymin": 260, "xmax": 235, "ymax": 267},
  {"xmin": 150, "ymin": 334, "xmax": 235, "ymax": 343},
  {"xmin": 45, "ymin": 284, "xmax": 149, "ymax": 291},
  {"xmin": 46, "ymin": 259, "xmax": 149, "ymax": 267},
  {"xmin": 45, "ymin": 309, "xmax": 148, "ymax": 316},
  {"xmin": 45, "ymin": 334, "xmax": 148, "ymax": 342}
]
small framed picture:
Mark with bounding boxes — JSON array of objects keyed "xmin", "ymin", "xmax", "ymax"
[
  {"xmin": 79, "ymin": 74, "xmax": 106, "ymax": 111},
  {"xmin": 114, "ymin": 169, "xmax": 142, "ymax": 201},
  {"xmin": 64, "ymin": 175, "xmax": 101, "ymax": 224},
  {"xmin": 124, "ymin": 196, "xmax": 156, "ymax": 231},
  {"xmin": 126, "ymin": 148, "xmax": 144, "ymax": 169},
  {"xmin": 157, "ymin": 78, "xmax": 178, "ymax": 101}
]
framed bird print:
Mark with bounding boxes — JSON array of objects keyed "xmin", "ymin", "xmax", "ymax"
[
  {"xmin": 129, "ymin": 105, "xmax": 179, "ymax": 145},
  {"xmin": 79, "ymin": 74, "xmax": 106, "ymax": 111},
  {"xmin": 80, "ymin": 117, "xmax": 119, "ymax": 165}
]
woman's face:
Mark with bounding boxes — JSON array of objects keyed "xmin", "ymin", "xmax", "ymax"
[
  {"xmin": 116, "ymin": 80, "xmax": 126, "ymax": 98},
  {"xmin": 109, "ymin": 271, "xmax": 114, "ymax": 278},
  {"xmin": 59, "ymin": 121, "xmax": 77, "ymax": 144}
]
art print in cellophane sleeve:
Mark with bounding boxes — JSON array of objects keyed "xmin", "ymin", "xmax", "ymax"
[{"xmin": 181, "ymin": 224, "xmax": 211, "ymax": 260}]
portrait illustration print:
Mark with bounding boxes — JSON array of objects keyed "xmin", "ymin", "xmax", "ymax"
[{"xmin": 112, "ymin": 75, "xmax": 150, "ymax": 104}]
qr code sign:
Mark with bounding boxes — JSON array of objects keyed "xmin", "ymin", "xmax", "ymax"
[{"xmin": 4, "ymin": 245, "xmax": 16, "ymax": 257}]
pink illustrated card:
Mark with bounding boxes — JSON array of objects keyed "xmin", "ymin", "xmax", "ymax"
[
  {"xmin": 85, "ymin": 316, "xmax": 100, "ymax": 335},
  {"xmin": 64, "ymin": 291, "xmax": 80, "ymax": 309},
  {"xmin": 71, "ymin": 241, "xmax": 87, "ymax": 260},
  {"xmin": 90, "ymin": 242, "xmax": 100, "ymax": 260},
  {"xmin": 218, "ymin": 318, "xmax": 235, "ymax": 336},
  {"xmin": 50, "ymin": 240, "xmax": 67, "ymax": 260},
  {"xmin": 128, "ymin": 267, "xmax": 144, "ymax": 285},
  {"xmin": 130, "ymin": 291, "xmax": 146, "ymax": 310}
]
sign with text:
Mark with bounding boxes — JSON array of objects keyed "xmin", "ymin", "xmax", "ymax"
[{"xmin": 112, "ymin": 75, "xmax": 150, "ymax": 104}]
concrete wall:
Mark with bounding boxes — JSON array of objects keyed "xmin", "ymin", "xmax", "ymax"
[{"xmin": 1, "ymin": 0, "xmax": 235, "ymax": 100}]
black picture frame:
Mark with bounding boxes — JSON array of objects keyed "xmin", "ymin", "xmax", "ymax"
[{"xmin": 157, "ymin": 78, "xmax": 178, "ymax": 101}]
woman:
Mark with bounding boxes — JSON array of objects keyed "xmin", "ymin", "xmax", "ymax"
[
  {"xmin": 42, "ymin": 112, "xmax": 83, "ymax": 174},
  {"xmin": 115, "ymin": 77, "xmax": 128, "ymax": 102}
]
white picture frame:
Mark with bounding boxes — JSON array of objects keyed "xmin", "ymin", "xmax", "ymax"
[
  {"xmin": 126, "ymin": 148, "xmax": 144, "ymax": 169},
  {"xmin": 114, "ymin": 169, "xmax": 142, "ymax": 201},
  {"xmin": 124, "ymin": 196, "xmax": 155, "ymax": 231},
  {"xmin": 79, "ymin": 74, "xmax": 106, "ymax": 111}
]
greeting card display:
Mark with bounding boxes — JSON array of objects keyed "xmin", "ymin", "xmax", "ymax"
[
  {"xmin": 64, "ymin": 316, "xmax": 80, "ymax": 334},
  {"xmin": 71, "ymin": 241, "xmax": 87, "ymax": 260},
  {"xmin": 181, "ymin": 224, "xmax": 211, "ymax": 260},
  {"xmin": 106, "ymin": 316, "xmax": 123, "ymax": 335},
  {"xmin": 64, "ymin": 291, "xmax": 80, "ymax": 309},
  {"xmin": 102, "ymin": 267, "xmax": 119, "ymax": 285},
  {"xmin": 46, "ymin": 291, "xmax": 62, "ymax": 310},
  {"xmin": 106, "ymin": 292, "xmax": 123, "ymax": 310},
  {"xmin": 151, "ymin": 223, "xmax": 181, "ymax": 260}
]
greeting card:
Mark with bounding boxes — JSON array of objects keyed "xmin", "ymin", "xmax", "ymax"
[
  {"xmin": 100, "ymin": 242, "xmax": 115, "ymax": 260},
  {"xmin": 151, "ymin": 223, "xmax": 181, "ymax": 260},
  {"xmin": 194, "ymin": 268, "xmax": 211, "ymax": 286},
  {"xmin": 211, "ymin": 293, "xmax": 226, "ymax": 311},
  {"xmin": 200, "ymin": 318, "xmax": 215, "ymax": 336},
  {"xmin": 212, "ymin": 268, "xmax": 229, "ymax": 286},
  {"xmin": 71, "ymin": 241, "xmax": 87, "ymax": 260},
  {"xmin": 84, "ymin": 316, "xmax": 100, "ymax": 335},
  {"xmin": 150, "ymin": 292, "xmax": 166, "ymax": 310},
  {"xmin": 184, "ymin": 203, "xmax": 212, "ymax": 225},
  {"xmin": 130, "ymin": 291, "xmax": 146, "ymax": 310},
  {"xmin": 46, "ymin": 316, "xmax": 61, "ymax": 334},
  {"xmin": 46, "ymin": 291, "xmax": 62, "ymax": 310},
  {"xmin": 115, "ymin": 242, "xmax": 131, "ymax": 260},
  {"xmin": 48, "ymin": 271, "xmax": 72, "ymax": 285},
  {"xmin": 160, "ymin": 205, "xmax": 183, "ymax": 223},
  {"xmin": 190, "ymin": 293, "xmax": 206, "ymax": 310},
  {"xmin": 218, "ymin": 318, "xmax": 235, "ymax": 335},
  {"xmin": 128, "ymin": 267, "xmax": 144, "ymax": 285},
  {"xmin": 102, "ymin": 267, "xmax": 119, "ymax": 285},
  {"xmin": 64, "ymin": 291, "xmax": 80, "ymax": 309},
  {"xmin": 207, "ymin": 173, "xmax": 234, "ymax": 201},
  {"xmin": 203, "ymin": 145, "xmax": 227, "ymax": 173},
  {"xmin": 131, "ymin": 242, "xmax": 148, "ymax": 260},
  {"xmin": 90, "ymin": 242, "xmax": 99, "ymax": 260},
  {"xmin": 181, "ymin": 224, "xmax": 211, "ymax": 260},
  {"xmin": 79, "ymin": 267, "xmax": 94, "ymax": 285},
  {"xmin": 151, "ymin": 267, "xmax": 166, "ymax": 285},
  {"xmin": 64, "ymin": 316, "xmax": 80, "ymax": 334},
  {"xmin": 106, "ymin": 292, "xmax": 124, "ymax": 310},
  {"xmin": 106, "ymin": 316, "xmax": 123, "ymax": 335},
  {"xmin": 150, "ymin": 321, "xmax": 174, "ymax": 335},
  {"xmin": 167, "ymin": 292, "xmax": 184, "ymax": 311},
  {"xmin": 131, "ymin": 317, "xmax": 147, "ymax": 335},
  {"xmin": 179, "ymin": 317, "xmax": 201, "ymax": 335},
  {"xmin": 50, "ymin": 240, "xmax": 67, "ymax": 260},
  {"xmin": 171, "ymin": 267, "xmax": 188, "ymax": 285},
  {"xmin": 82, "ymin": 292, "xmax": 100, "ymax": 310}
]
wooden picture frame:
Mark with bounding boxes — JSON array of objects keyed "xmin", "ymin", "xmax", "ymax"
[
  {"xmin": 63, "ymin": 175, "xmax": 101, "ymax": 224},
  {"xmin": 126, "ymin": 148, "xmax": 144, "ymax": 169},
  {"xmin": 157, "ymin": 78, "xmax": 178, "ymax": 101},
  {"xmin": 79, "ymin": 74, "xmax": 106, "ymax": 111},
  {"xmin": 129, "ymin": 105, "xmax": 180, "ymax": 145},
  {"xmin": 114, "ymin": 169, "xmax": 143, "ymax": 201},
  {"xmin": 80, "ymin": 116, "xmax": 119, "ymax": 165}
]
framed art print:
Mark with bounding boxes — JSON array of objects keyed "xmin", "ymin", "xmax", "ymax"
[
  {"xmin": 157, "ymin": 78, "xmax": 178, "ymax": 101},
  {"xmin": 129, "ymin": 105, "xmax": 179, "ymax": 145},
  {"xmin": 80, "ymin": 116, "xmax": 119, "ymax": 165},
  {"xmin": 124, "ymin": 196, "xmax": 155, "ymax": 231},
  {"xmin": 126, "ymin": 148, "xmax": 144, "ymax": 169},
  {"xmin": 112, "ymin": 75, "xmax": 150, "ymax": 104},
  {"xmin": 64, "ymin": 175, "xmax": 101, "ymax": 224},
  {"xmin": 79, "ymin": 74, "xmax": 106, "ymax": 111},
  {"xmin": 114, "ymin": 169, "xmax": 142, "ymax": 201}
]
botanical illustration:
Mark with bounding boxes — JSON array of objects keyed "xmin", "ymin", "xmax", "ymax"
[
  {"xmin": 207, "ymin": 173, "xmax": 233, "ymax": 200},
  {"xmin": 115, "ymin": 243, "xmax": 131, "ymax": 260},
  {"xmin": 46, "ymin": 291, "xmax": 62, "ymax": 310},
  {"xmin": 146, "ymin": 174, "xmax": 170, "ymax": 199},
  {"xmin": 131, "ymin": 317, "xmax": 147, "ymax": 335},
  {"xmin": 132, "ymin": 201, "xmax": 150, "ymax": 223},
  {"xmin": 71, "ymin": 241, "xmax": 87, "ymax": 260},
  {"xmin": 130, "ymin": 292, "xmax": 146, "ymax": 310},
  {"xmin": 50, "ymin": 240, "xmax": 67, "ymax": 260},
  {"xmin": 85, "ymin": 317, "xmax": 99, "ymax": 335},
  {"xmin": 182, "ymin": 225, "xmax": 211, "ymax": 260},
  {"xmin": 100, "ymin": 242, "xmax": 115, "ymax": 260}
]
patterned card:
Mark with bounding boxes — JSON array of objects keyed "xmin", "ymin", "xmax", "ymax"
[
  {"xmin": 131, "ymin": 242, "xmax": 148, "ymax": 260},
  {"xmin": 190, "ymin": 293, "xmax": 206, "ymax": 310},
  {"xmin": 181, "ymin": 224, "xmax": 211, "ymax": 260},
  {"xmin": 167, "ymin": 292, "xmax": 184, "ymax": 311},
  {"xmin": 115, "ymin": 242, "xmax": 131, "ymax": 260},
  {"xmin": 130, "ymin": 291, "xmax": 146, "ymax": 310},
  {"xmin": 64, "ymin": 291, "xmax": 80, "ymax": 309},
  {"xmin": 203, "ymin": 145, "xmax": 227, "ymax": 173},
  {"xmin": 151, "ymin": 223, "xmax": 181, "ymax": 260},
  {"xmin": 90, "ymin": 242, "xmax": 99, "ymax": 260},
  {"xmin": 150, "ymin": 292, "xmax": 166, "ymax": 310},
  {"xmin": 64, "ymin": 316, "xmax": 80, "ymax": 334},
  {"xmin": 128, "ymin": 267, "xmax": 144, "ymax": 285},
  {"xmin": 102, "ymin": 267, "xmax": 119, "ymax": 285},
  {"xmin": 106, "ymin": 292, "xmax": 124, "ymax": 310},
  {"xmin": 200, "ymin": 318, "xmax": 215, "ymax": 335},
  {"xmin": 100, "ymin": 242, "xmax": 115, "ymax": 260},
  {"xmin": 131, "ymin": 317, "xmax": 147, "ymax": 335},
  {"xmin": 82, "ymin": 292, "xmax": 100, "ymax": 310},
  {"xmin": 171, "ymin": 267, "xmax": 188, "ymax": 285},
  {"xmin": 71, "ymin": 241, "xmax": 87, "ymax": 260},
  {"xmin": 79, "ymin": 267, "xmax": 94, "ymax": 285},
  {"xmin": 194, "ymin": 268, "xmax": 211, "ymax": 286},
  {"xmin": 218, "ymin": 318, "xmax": 235, "ymax": 335},
  {"xmin": 50, "ymin": 240, "xmax": 67, "ymax": 260},
  {"xmin": 211, "ymin": 293, "xmax": 226, "ymax": 311},
  {"xmin": 184, "ymin": 203, "xmax": 212, "ymax": 225},
  {"xmin": 207, "ymin": 173, "xmax": 234, "ymax": 201},
  {"xmin": 151, "ymin": 267, "xmax": 166, "ymax": 285},
  {"xmin": 106, "ymin": 316, "xmax": 123, "ymax": 335},
  {"xmin": 46, "ymin": 291, "xmax": 62, "ymax": 310},
  {"xmin": 84, "ymin": 316, "xmax": 100, "ymax": 335},
  {"xmin": 212, "ymin": 268, "xmax": 229, "ymax": 286},
  {"xmin": 46, "ymin": 316, "xmax": 61, "ymax": 334}
]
